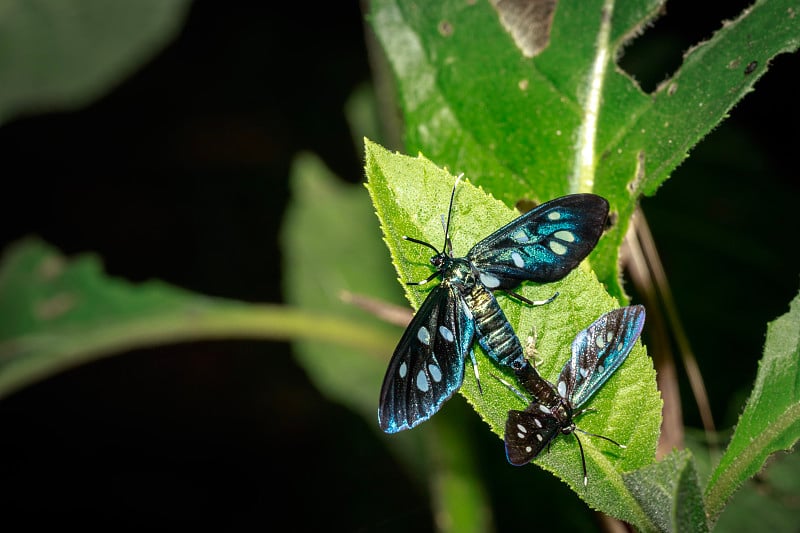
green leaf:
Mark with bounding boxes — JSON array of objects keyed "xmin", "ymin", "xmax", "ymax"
[
  {"xmin": 704, "ymin": 289, "xmax": 800, "ymax": 525},
  {"xmin": 0, "ymin": 238, "xmax": 394, "ymax": 400},
  {"xmin": 714, "ymin": 450, "xmax": 800, "ymax": 533},
  {"xmin": 365, "ymin": 138, "xmax": 662, "ymax": 528},
  {"xmin": 623, "ymin": 449, "xmax": 709, "ymax": 533},
  {"xmin": 282, "ymin": 151, "xmax": 495, "ymax": 532},
  {"xmin": 369, "ymin": 0, "xmax": 800, "ymax": 298},
  {"xmin": 593, "ymin": 0, "xmax": 800, "ymax": 295},
  {"xmin": 0, "ymin": 0, "xmax": 192, "ymax": 123}
]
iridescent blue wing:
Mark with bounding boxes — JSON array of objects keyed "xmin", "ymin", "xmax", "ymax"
[
  {"xmin": 378, "ymin": 283, "xmax": 476, "ymax": 433},
  {"xmin": 558, "ymin": 305, "xmax": 646, "ymax": 409},
  {"xmin": 467, "ymin": 194, "xmax": 609, "ymax": 290},
  {"xmin": 504, "ymin": 407, "xmax": 560, "ymax": 465}
]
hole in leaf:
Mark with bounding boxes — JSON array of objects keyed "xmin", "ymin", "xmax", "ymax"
[{"xmin": 617, "ymin": 1, "xmax": 754, "ymax": 93}]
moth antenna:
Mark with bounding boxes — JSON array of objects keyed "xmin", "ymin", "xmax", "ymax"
[
  {"xmin": 573, "ymin": 432, "xmax": 589, "ymax": 487},
  {"xmin": 402, "ymin": 235, "xmax": 440, "ymax": 255},
  {"xmin": 442, "ymin": 173, "xmax": 463, "ymax": 256},
  {"xmin": 401, "ymin": 236, "xmax": 444, "ymax": 286},
  {"xmin": 574, "ymin": 426, "xmax": 628, "ymax": 486},
  {"xmin": 575, "ymin": 428, "xmax": 626, "ymax": 449}
]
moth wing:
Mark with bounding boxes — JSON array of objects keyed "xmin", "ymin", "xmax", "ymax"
[
  {"xmin": 559, "ymin": 305, "xmax": 646, "ymax": 408},
  {"xmin": 378, "ymin": 283, "xmax": 476, "ymax": 433},
  {"xmin": 504, "ymin": 408, "xmax": 560, "ymax": 465},
  {"xmin": 467, "ymin": 194, "xmax": 609, "ymax": 290}
]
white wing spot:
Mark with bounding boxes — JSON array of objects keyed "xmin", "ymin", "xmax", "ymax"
[
  {"xmin": 417, "ymin": 326, "xmax": 431, "ymax": 345},
  {"xmin": 547, "ymin": 211, "xmax": 561, "ymax": 220},
  {"xmin": 399, "ymin": 362, "xmax": 407, "ymax": 378},
  {"xmin": 539, "ymin": 404, "xmax": 552, "ymax": 414},
  {"xmin": 596, "ymin": 335, "xmax": 606, "ymax": 348},
  {"xmin": 516, "ymin": 423, "xmax": 527, "ymax": 434},
  {"xmin": 549, "ymin": 241, "xmax": 568, "ymax": 255},
  {"xmin": 598, "ymin": 365, "xmax": 605, "ymax": 374},
  {"xmin": 517, "ymin": 432, "xmax": 526, "ymax": 439},
  {"xmin": 536, "ymin": 434, "xmax": 543, "ymax": 442},
  {"xmin": 429, "ymin": 364, "xmax": 442, "ymax": 382},
  {"xmin": 480, "ymin": 272, "xmax": 501, "ymax": 288},
  {"xmin": 525, "ymin": 446, "xmax": 533, "ymax": 453},
  {"xmin": 534, "ymin": 418, "xmax": 543, "ymax": 428},
  {"xmin": 439, "ymin": 325, "xmax": 454, "ymax": 343},
  {"xmin": 512, "ymin": 229, "xmax": 530, "ymax": 243},
  {"xmin": 511, "ymin": 251, "xmax": 525, "ymax": 268},
  {"xmin": 606, "ymin": 331, "xmax": 614, "ymax": 342},
  {"xmin": 580, "ymin": 367, "xmax": 589, "ymax": 378},
  {"xmin": 416, "ymin": 370, "xmax": 430, "ymax": 392},
  {"xmin": 557, "ymin": 380, "xmax": 567, "ymax": 398},
  {"xmin": 554, "ymin": 230, "xmax": 575, "ymax": 242}
]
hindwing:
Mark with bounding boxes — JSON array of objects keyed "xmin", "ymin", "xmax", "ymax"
[
  {"xmin": 504, "ymin": 408, "xmax": 560, "ymax": 465},
  {"xmin": 378, "ymin": 282, "xmax": 476, "ymax": 433}
]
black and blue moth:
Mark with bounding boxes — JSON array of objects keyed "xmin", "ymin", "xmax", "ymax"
[
  {"xmin": 378, "ymin": 182, "xmax": 609, "ymax": 433},
  {"xmin": 505, "ymin": 305, "xmax": 646, "ymax": 485}
]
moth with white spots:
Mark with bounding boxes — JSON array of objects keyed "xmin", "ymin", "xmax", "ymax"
[
  {"xmin": 503, "ymin": 305, "xmax": 646, "ymax": 485},
  {"xmin": 378, "ymin": 175, "xmax": 610, "ymax": 433}
]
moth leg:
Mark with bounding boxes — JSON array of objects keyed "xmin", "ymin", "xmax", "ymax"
[
  {"xmin": 469, "ymin": 349, "xmax": 483, "ymax": 395},
  {"xmin": 574, "ymin": 407, "xmax": 598, "ymax": 418},
  {"xmin": 489, "ymin": 372, "xmax": 528, "ymax": 405},
  {"xmin": 405, "ymin": 269, "xmax": 441, "ymax": 286},
  {"xmin": 504, "ymin": 290, "xmax": 558, "ymax": 307}
]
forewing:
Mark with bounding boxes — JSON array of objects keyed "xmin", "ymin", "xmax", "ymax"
[
  {"xmin": 559, "ymin": 305, "xmax": 646, "ymax": 408},
  {"xmin": 504, "ymin": 407, "xmax": 560, "ymax": 465},
  {"xmin": 467, "ymin": 194, "xmax": 609, "ymax": 290},
  {"xmin": 378, "ymin": 283, "xmax": 476, "ymax": 433}
]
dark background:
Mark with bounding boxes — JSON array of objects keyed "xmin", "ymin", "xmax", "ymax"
[{"xmin": 0, "ymin": 1, "xmax": 797, "ymax": 530}]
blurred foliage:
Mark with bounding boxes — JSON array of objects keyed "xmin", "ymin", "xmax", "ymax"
[
  {"xmin": 0, "ymin": 0, "xmax": 192, "ymax": 124},
  {"xmin": 0, "ymin": 0, "xmax": 798, "ymax": 531}
]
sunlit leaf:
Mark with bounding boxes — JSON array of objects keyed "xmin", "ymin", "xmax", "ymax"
[{"xmin": 365, "ymin": 138, "xmax": 661, "ymax": 527}]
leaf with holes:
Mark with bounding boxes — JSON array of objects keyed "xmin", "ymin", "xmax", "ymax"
[{"xmin": 369, "ymin": 0, "xmax": 800, "ymax": 298}]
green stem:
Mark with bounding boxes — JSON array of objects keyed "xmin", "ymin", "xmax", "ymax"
[{"xmin": 0, "ymin": 303, "xmax": 396, "ymax": 399}]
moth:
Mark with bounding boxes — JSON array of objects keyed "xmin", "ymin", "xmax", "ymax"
[
  {"xmin": 503, "ymin": 305, "xmax": 646, "ymax": 485},
  {"xmin": 378, "ymin": 175, "xmax": 610, "ymax": 433}
]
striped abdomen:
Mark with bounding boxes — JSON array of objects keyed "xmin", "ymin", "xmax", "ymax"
[{"xmin": 462, "ymin": 282, "xmax": 524, "ymax": 368}]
